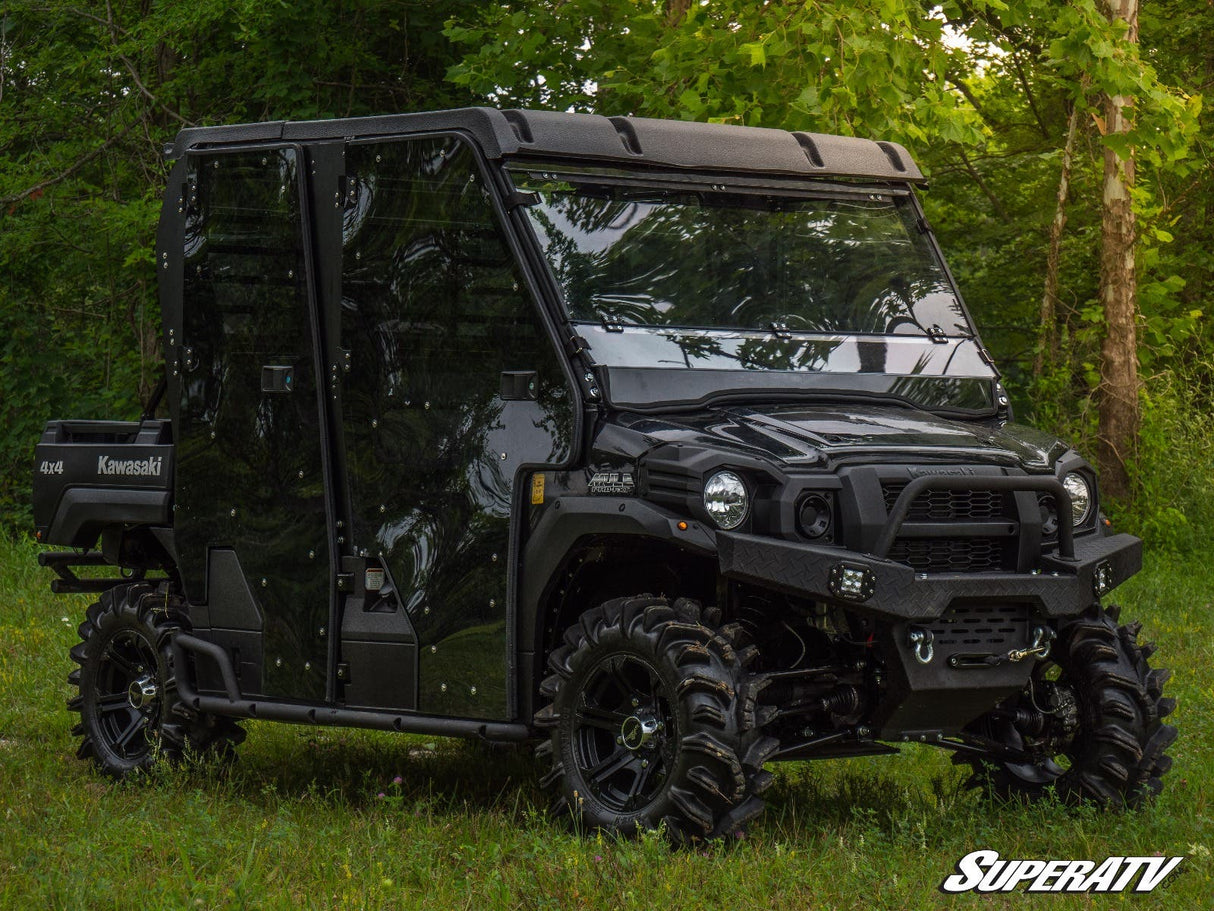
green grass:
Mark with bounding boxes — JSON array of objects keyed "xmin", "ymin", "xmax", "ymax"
[{"xmin": 1, "ymin": 535, "xmax": 1211, "ymax": 909}]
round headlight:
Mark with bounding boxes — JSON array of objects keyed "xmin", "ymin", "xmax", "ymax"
[
  {"xmin": 1062, "ymin": 472, "xmax": 1093, "ymax": 526},
  {"xmin": 703, "ymin": 470, "xmax": 749, "ymax": 530}
]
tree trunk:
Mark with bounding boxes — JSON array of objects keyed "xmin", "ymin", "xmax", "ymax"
[
  {"xmin": 1097, "ymin": 0, "xmax": 1139, "ymax": 501},
  {"xmin": 666, "ymin": 0, "xmax": 692, "ymax": 27},
  {"xmin": 1036, "ymin": 103, "xmax": 1080, "ymax": 378}
]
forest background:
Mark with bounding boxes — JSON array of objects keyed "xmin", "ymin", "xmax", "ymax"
[{"xmin": 1, "ymin": 0, "xmax": 1211, "ymax": 551}]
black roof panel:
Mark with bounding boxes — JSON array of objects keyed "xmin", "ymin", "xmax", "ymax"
[{"xmin": 169, "ymin": 106, "xmax": 924, "ymax": 183}]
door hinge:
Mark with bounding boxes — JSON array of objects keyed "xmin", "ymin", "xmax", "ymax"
[
  {"xmin": 183, "ymin": 175, "xmax": 199, "ymax": 217},
  {"xmin": 171, "ymin": 346, "xmax": 197, "ymax": 378},
  {"xmin": 336, "ymin": 174, "xmax": 357, "ymax": 209}
]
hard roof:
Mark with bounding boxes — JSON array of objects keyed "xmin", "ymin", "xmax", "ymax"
[{"xmin": 169, "ymin": 107, "xmax": 924, "ymax": 183}]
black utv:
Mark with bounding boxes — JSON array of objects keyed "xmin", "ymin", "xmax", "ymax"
[{"xmin": 32, "ymin": 108, "xmax": 1174, "ymax": 839}]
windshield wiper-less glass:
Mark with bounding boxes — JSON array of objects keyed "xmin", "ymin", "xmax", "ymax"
[{"xmin": 511, "ymin": 172, "xmax": 975, "ymax": 340}]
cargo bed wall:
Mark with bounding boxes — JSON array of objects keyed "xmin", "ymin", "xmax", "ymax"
[{"xmin": 33, "ymin": 420, "xmax": 173, "ymax": 547}]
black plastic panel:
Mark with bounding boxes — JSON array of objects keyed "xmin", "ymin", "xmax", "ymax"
[
  {"xmin": 339, "ymin": 134, "xmax": 574, "ymax": 720},
  {"xmin": 202, "ymin": 549, "xmax": 265, "ymax": 633},
  {"xmin": 175, "ymin": 147, "xmax": 329, "ymax": 700},
  {"xmin": 170, "ymin": 107, "xmax": 925, "ymax": 183},
  {"xmin": 33, "ymin": 419, "xmax": 173, "ymax": 545}
]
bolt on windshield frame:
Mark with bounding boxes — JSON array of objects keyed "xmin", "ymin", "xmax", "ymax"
[{"xmin": 504, "ymin": 163, "xmax": 986, "ymax": 347}]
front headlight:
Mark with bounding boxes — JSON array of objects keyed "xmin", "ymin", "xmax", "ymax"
[
  {"xmin": 703, "ymin": 470, "xmax": 749, "ymax": 530},
  {"xmin": 1062, "ymin": 472, "xmax": 1093, "ymax": 526}
]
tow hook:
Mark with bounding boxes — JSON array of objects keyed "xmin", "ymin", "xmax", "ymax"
[{"xmin": 908, "ymin": 626, "xmax": 934, "ymax": 665}]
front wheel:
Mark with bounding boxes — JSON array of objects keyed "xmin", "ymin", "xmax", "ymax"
[
  {"xmin": 535, "ymin": 595, "xmax": 776, "ymax": 840},
  {"xmin": 962, "ymin": 604, "xmax": 1175, "ymax": 808},
  {"xmin": 68, "ymin": 583, "xmax": 245, "ymax": 778}
]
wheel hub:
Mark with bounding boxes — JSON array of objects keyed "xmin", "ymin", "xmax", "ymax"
[
  {"xmin": 127, "ymin": 674, "xmax": 159, "ymax": 710},
  {"xmin": 620, "ymin": 713, "xmax": 659, "ymax": 751}
]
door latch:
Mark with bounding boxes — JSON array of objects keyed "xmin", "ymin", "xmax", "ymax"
[
  {"xmin": 261, "ymin": 365, "xmax": 295, "ymax": 394},
  {"xmin": 500, "ymin": 371, "xmax": 538, "ymax": 401}
]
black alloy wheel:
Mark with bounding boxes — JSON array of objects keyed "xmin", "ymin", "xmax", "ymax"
[
  {"xmin": 571, "ymin": 654, "xmax": 678, "ymax": 814},
  {"xmin": 90, "ymin": 623, "xmax": 164, "ymax": 766},
  {"xmin": 69, "ymin": 583, "xmax": 245, "ymax": 778}
]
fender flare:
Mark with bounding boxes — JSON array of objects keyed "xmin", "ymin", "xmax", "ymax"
[{"xmin": 516, "ymin": 496, "xmax": 718, "ymax": 710}]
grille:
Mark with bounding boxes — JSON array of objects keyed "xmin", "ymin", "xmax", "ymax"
[
  {"xmin": 882, "ymin": 483, "xmax": 1010, "ymax": 520},
  {"xmin": 926, "ymin": 602, "xmax": 1030, "ymax": 648},
  {"xmin": 887, "ymin": 537, "xmax": 1006, "ymax": 573},
  {"xmin": 642, "ymin": 467, "xmax": 698, "ymax": 504}
]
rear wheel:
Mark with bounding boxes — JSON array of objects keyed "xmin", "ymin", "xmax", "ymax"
[
  {"xmin": 68, "ymin": 583, "xmax": 244, "ymax": 778},
  {"xmin": 535, "ymin": 595, "xmax": 776, "ymax": 840},
  {"xmin": 962, "ymin": 604, "xmax": 1175, "ymax": 808}
]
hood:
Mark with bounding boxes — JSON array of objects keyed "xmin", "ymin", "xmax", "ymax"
[{"xmin": 600, "ymin": 404, "xmax": 1070, "ymax": 472}]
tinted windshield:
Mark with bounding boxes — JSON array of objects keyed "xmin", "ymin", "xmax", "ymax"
[{"xmin": 513, "ymin": 171, "xmax": 971, "ymax": 338}]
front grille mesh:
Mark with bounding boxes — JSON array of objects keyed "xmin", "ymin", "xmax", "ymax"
[
  {"xmin": 887, "ymin": 538, "xmax": 1005, "ymax": 573},
  {"xmin": 882, "ymin": 483, "xmax": 1010, "ymax": 520},
  {"xmin": 882, "ymin": 478, "xmax": 1016, "ymax": 573}
]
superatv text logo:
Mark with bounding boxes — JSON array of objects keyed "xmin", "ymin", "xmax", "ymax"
[
  {"xmin": 941, "ymin": 849, "xmax": 1183, "ymax": 894},
  {"xmin": 97, "ymin": 455, "xmax": 163, "ymax": 478}
]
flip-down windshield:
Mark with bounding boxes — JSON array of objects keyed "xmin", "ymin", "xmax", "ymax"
[
  {"xmin": 510, "ymin": 168, "xmax": 996, "ymax": 414},
  {"xmin": 513, "ymin": 171, "xmax": 971, "ymax": 337}
]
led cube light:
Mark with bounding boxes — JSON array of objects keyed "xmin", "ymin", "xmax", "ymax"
[
  {"xmin": 829, "ymin": 563, "xmax": 875, "ymax": 602},
  {"xmin": 1093, "ymin": 561, "xmax": 1114, "ymax": 598}
]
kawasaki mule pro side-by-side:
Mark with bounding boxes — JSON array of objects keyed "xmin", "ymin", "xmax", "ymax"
[{"xmin": 33, "ymin": 108, "xmax": 1175, "ymax": 838}]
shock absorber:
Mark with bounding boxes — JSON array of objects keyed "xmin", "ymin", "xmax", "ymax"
[
  {"xmin": 818, "ymin": 685, "xmax": 864, "ymax": 717},
  {"xmin": 1000, "ymin": 706, "xmax": 1046, "ymax": 736}
]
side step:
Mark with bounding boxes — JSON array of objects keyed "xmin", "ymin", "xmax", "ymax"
[{"xmin": 171, "ymin": 634, "xmax": 533, "ymax": 743}]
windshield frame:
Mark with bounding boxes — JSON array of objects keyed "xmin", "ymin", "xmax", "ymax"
[{"xmin": 503, "ymin": 161, "xmax": 999, "ymax": 416}]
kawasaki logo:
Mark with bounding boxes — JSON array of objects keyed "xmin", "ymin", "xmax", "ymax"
[
  {"xmin": 97, "ymin": 455, "xmax": 163, "ymax": 477},
  {"xmin": 909, "ymin": 466, "xmax": 975, "ymax": 478}
]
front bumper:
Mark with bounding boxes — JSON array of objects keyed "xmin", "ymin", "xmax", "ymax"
[{"xmin": 717, "ymin": 529, "xmax": 1141, "ymax": 621}]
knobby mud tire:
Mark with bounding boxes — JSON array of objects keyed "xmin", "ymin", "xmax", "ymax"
[
  {"xmin": 68, "ymin": 582, "xmax": 245, "ymax": 778},
  {"xmin": 962, "ymin": 603, "xmax": 1175, "ymax": 809},
  {"xmin": 535, "ymin": 595, "xmax": 777, "ymax": 841}
]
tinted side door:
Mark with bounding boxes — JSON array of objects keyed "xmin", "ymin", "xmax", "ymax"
[
  {"xmin": 339, "ymin": 134, "xmax": 575, "ymax": 720},
  {"xmin": 173, "ymin": 146, "xmax": 330, "ymax": 701}
]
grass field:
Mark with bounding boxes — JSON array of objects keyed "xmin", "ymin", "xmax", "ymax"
[{"xmin": 1, "ymin": 534, "xmax": 1211, "ymax": 909}]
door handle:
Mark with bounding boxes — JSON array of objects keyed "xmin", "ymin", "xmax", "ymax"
[
  {"xmin": 261, "ymin": 365, "xmax": 295, "ymax": 393},
  {"xmin": 500, "ymin": 370, "xmax": 538, "ymax": 401}
]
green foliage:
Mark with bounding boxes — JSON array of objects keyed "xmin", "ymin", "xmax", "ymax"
[
  {"xmin": 446, "ymin": 1, "xmax": 983, "ymax": 145},
  {"xmin": 445, "ymin": 2, "xmax": 1204, "ymax": 515},
  {"xmin": 1114, "ymin": 366, "xmax": 1214, "ymax": 552}
]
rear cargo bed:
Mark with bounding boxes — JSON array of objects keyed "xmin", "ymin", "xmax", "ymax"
[{"xmin": 33, "ymin": 419, "xmax": 174, "ymax": 547}]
